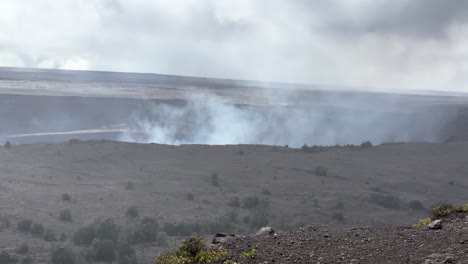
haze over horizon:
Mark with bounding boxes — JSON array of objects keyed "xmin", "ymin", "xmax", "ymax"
[{"xmin": 1, "ymin": 0, "xmax": 468, "ymax": 92}]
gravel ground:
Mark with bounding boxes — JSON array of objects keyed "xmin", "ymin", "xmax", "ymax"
[{"xmin": 217, "ymin": 213, "xmax": 468, "ymax": 264}]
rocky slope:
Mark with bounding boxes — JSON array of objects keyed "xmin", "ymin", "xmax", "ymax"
[{"xmin": 215, "ymin": 212, "xmax": 468, "ymax": 264}]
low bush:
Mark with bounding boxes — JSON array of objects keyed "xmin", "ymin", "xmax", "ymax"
[
  {"xmin": 227, "ymin": 197, "xmax": 240, "ymax": 208},
  {"xmin": 49, "ymin": 246, "xmax": 75, "ymax": 264},
  {"xmin": 368, "ymin": 194, "xmax": 404, "ymax": 209},
  {"xmin": 129, "ymin": 217, "xmax": 160, "ymax": 243},
  {"xmin": 43, "ymin": 229, "xmax": 57, "ymax": 242},
  {"xmin": 412, "ymin": 217, "xmax": 433, "ymax": 228},
  {"xmin": 17, "ymin": 219, "xmax": 33, "ymax": 232},
  {"xmin": 126, "ymin": 206, "xmax": 139, "ymax": 219},
  {"xmin": 332, "ymin": 211, "xmax": 345, "ymax": 222},
  {"xmin": 31, "ymin": 223, "xmax": 45, "ymax": 236},
  {"xmin": 431, "ymin": 203, "xmax": 455, "ymax": 218},
  {"xmin": 59, "ymin": 209, "xmax": 72, "ymax": 222},
  {"xmin": 261, "ymin": 188, "xmax": 272, "ymax": 196},
  {"xmin": 95, "ymin": 218, "xmax": 120, "ymax": 242},
  {"xmin": 0, "ymin": 250, "xmax": 18, "ymax": 264},
  {"xmin": 73, "ymin": 225, "xmax": 95, "ymax": 246},
  {"xmin": 91, "ymin": 239, "xmax": 116, "ymax": 263},
  {"xmin": 15, "ymin": 244, "xmax": 29, "ymax": 255},
  {"xmin": 0, "ymin": 214, "xmax": 10, "ymax": 230},
  {"xmin": 241, "ymin": 196, "xmax": 260, "ymax": 209},
  {"xmin": 177, "ymin": 236, "xmax": 206, "ymax": 258},
  {"xmin": 408, "ymin": 200, "xmax": 424, "ymax": 211}
]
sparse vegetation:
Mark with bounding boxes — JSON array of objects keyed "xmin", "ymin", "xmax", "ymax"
[
  {"xmin": 261, "ymin": 188, "xmax": 272, "ymax": 196},
  {"xmin": 31, "ymin": 223, "xmax": 45, "ymax": 236},
  {"xmin": 242, "ymin": 248, "xmax": 257, "ymax": 259},
  {"xmin": 89, "ymin": 239, "xmax": 117, "ymax": 263},
  {"xmin": 241, "ymin": 196, "xmax": 260, "ymax": 209},
  {"xmin": 155, "ymin": 236, "xmax": 230, "ymax": 264},
  {"xmin": 49, "ymin": 246, "xmax": 75, "ymax": 264},
  {"xmin": 15, "ymin": 244, "xmax": 29, "ymax": 255},
  {"xmin": 58, "ymin": 209, "xmax": 72, "ymax": 222},
  {"xmin": 126, "ymin": 206, "xmax": 140, "ymax": 219},
  {"xmin": 0, "ymin": 214, "xmax": 10, "ymax": 231},
  {"xmin": 429, "ymin": 202, "xmax": 468, "ymax": 218},
  {"xmin": 368, "ymin": 194, "xmax": 404, "ymax": 209},
  {"xmin": 0, "ymin": 250, "xmax": 18, "ymax": 264},
  {"xmin": 408, "ymin": 200, "xmax": 424, "ymax": 211},
  {"xmin": 412, "ymin": 217, "xmax": 433, "ymax": 228},
  {"xmin": 43, "ymin": 229, "xmax": 57, "ymax": 242},
  {"xmin": 17, "ymin": 219, "xmax": 33, "ymax": 232},
  {"xmin": 332, "ymin": 211, "xmax": 345, "ymax": 222},
  {"xmin": 227, "ymin": 197, "xmax": 241, "ymax": 208}
]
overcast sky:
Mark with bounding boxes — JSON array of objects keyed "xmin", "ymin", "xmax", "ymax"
[{"xmin": 1, "ymin": 0, "xmax": 468, "ymax": 92}]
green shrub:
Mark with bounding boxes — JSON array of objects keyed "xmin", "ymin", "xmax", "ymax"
[
  {"xmin": 154, "ymin": 252, "xmax": 179, "ymax": 264},
  {"xmin": 430, "ymin": 203, "xmax": 457, "ymax": 218},
  {"xmin": 49, "ymin": 246, "xmax": 75, "ymax": 264},
  {"xmin": 227, "ymin": 197, "xmax": 240, "ymax": 208},
  {"xmin": 129, "ymin": 217, "xmax": 160, "ymax": 243},
  {"xmin": 177, "ymin": 236, "xmax": 206, "ymax": 258},
  {"xmin": 31, "ymin": 223, "xmax": 45, "ymax": 236},
  {"xmin": 62, "ymin": 193, "xmax": 71, "ymax": 202},
  {"xmin": 95, "ymin": 218, "xmax": 120, "ymax": 242},
  {"xmin": 17, "ymin": 219, "xmax": 33, "ymax": 232},
  {"xmin": 19, "ymin": 255, "xmax": 33, "ymax": 264},
  {"xmin": 73, "ymin": 225, "xmax": 95, "ymax": 246},
  {"xmin": 59, "ymin": 209, "xmax": 72, "ymax": 222},
  {"xmin": 368, "ymin": 194, "xmax": 404, "ymax": 209},
  {"xmin": 43, "ymin": 229, "xmax": 57, "ymax": 242},
  {"xmin": 91, "ymin": 239, "xmax": 116, "ymax": 263},
  {"xmin": 15, "ymin": 244, "xmax": 29, "ymax": 255},
  {"xmin": 126, "ymin": 206, "xmax": 139, "ymax": 219},
  {"xmin": 241, "ymin": 196, "xmax": 260, "ymax": 209},
  {"xmin": 412, "ymin": 217, "xmax": 433, "ymax": 228},
  {"xmin": 242, "ymin": 248, "xmax": 257, "ymax": 259},
  {"xmin": 0, "ymin": 250, "xmax": 18, "ymax": 263}
]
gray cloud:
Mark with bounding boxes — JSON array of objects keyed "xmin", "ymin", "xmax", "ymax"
[
  {"xmin": 0, "ymin": 0, "xmax": 468, "ymax": 92},
  {"xmin": 319, "ymin": 0, "xmax": 468, "ymax": 39}
]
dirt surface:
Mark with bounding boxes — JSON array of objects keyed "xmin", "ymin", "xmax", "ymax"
[
  {"xmin": 1, "ymin": 141, "xmax": 468, "ymax": 263},
  {"xmin": 220, "ymin": 213, "xmax": 468, "ymax": 264}
]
